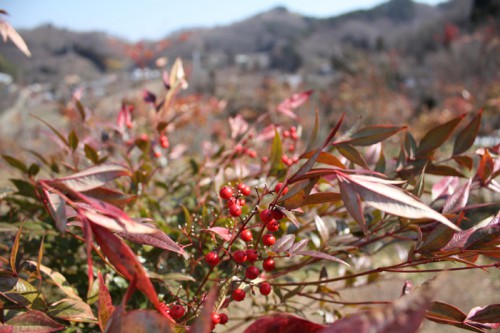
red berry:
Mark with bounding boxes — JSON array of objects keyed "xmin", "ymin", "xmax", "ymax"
[
  {"xmin": 240, "ymin": 229, "xmax": 253, "ymax": 242},
  {"xmin": 212, "ymin": 312, "xmax": 221, "ymax": 325},
  {"xmin": 263, "ymin": 258, "xmax": 275, "ymax": 272},
  {"xmin": 245, "ymin": 266, "xmax": 260, "ymax": 280},
  {"xmin": 226, "ymin": 197, "xmax": 237, "ymax": 207},
  {"xmin": 246, "ymin": 249, "xmax": 258, "ymax": 262},
  {"xmin": 262, "ymin": 234, "xmax": 276, "ymax": 246},
  {"xmin": 291, "ymin": 131, "xmax": 298, "ymax": 140},
  {"xmin": 219, "ymin": 186, "xmax": 233, "ymax": 200},
  {"xmin": 169, "ymin": 304, "xmax": 185, "ymax": 319},
  {"xmin": 238, "ymin": 198, "xmax": 246, "ymax": 206},
  {"xmin": 271, "ymin": 208, "xmax": 285, "ymax": 220},
  {"xmin": 266, "ymin": 220, "xmax": 280, "ymax": 232},
  {"xmin": 233, "ymin": 250, "xmax": 247, "ymax": 264},
  {"xmin": 205, "ymin": 252, "xmax": 220, "ymax": 267},
  {"xmin": 237, "ymin": 183, "xmax": 251, "ymax": 196},
  {"xmin": 153, "ymin": 150, "xmax": 162, "ymax": 158},
  {"xmin": 247, "ymin": 150, "xmax": 257, "ymax": 158},
  {"xmin": 232, "ymin": 288, "xmax": 246, "ymax": 302},
  {"xmin": 219, "ymin": 313, "xmax": 229, "ymax": 324},
  {"xmin": 229, "ymin": 204, "xmax": 242, "ymax": 217},
  {"xmin": 160, "ymin": 136, "xmax": 169, "ymax": 148},
  {"xmin": 274, "ymin": 182, "xmax": 289, "ymax": 196},
  {"xmin": 283, "ymin": 130, "xmax": 290, "ymax": 138},
  {"xmin": 260, "ymin": 209, "xmax": 273, "ymax": 224},
  {"xmin": 259, "ymin": 282, "xmax": 272, "ymax": 296}
]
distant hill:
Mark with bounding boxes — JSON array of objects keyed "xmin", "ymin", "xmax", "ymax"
[{"xmin": 0, "ymin": 0, "xmax": 483, "ymax": 83}]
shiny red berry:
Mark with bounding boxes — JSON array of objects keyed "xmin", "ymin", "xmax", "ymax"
[
  {"xmin": 275, "ymin": 182, "xmax": 289, "ymax": 196},
  {"xmin": 211, "ymin": 312, "xmax": 221, "ymax": 325},
  {"xmin": 259, "ymin": 282, "xmax": 272, "ymax": 296},
  {"xmin": 219, "ymin": 186, "xmax": 233, "ymax": 200},
  {"xmin": 262, "ymin": 234, "xmax": 276, "ymax": 246},
  {"xmin": 246, "ymin": 249, "xmax": 258, "ymax": 262},
  {"xmin": 233, "ymin": 250, "xmax": 247, "ymax": 264},
  {"xmin": 245, "ymin": 266, "xmax": 260, "ymax": 280},
  {"xmin": 266, "ymin": 219, "xmax": 280, "ymax": 232},
  {"xmin": 237, "ymin": 198, "xmax": 246, "ymax": 206},
  {"xmin": 240, "ymin": 229, "xmax": 253, "ymax": 242},
  {"xmin": 219, "ymin": 313, "xmax": 229, "ymax": 324},
  {"xmin": 260, "ymin": 209, "xmax": 273, "ymax": 224},
  {"xmin": 237, "ymin": 183, "xmax": 251, "ymax": 196},
  {"xmin": 169, "ymin": 304, "xmax": 185, "ymax": 319},
  {"xmin": 263, "ymin": 258, "xmax": 275, "ymax": 272},
  {"xmin": 205, "ymin": 252, "xmax": 220, "ymax": 267},
  {"xmin": 232, "ymin": 288, "xmax": 246, "ymax": 302},
  {"xmin": 226, "ymin": 197, "xmax": 237, "ymax": 207},
  {"xmin": 229, "ymin": 204, "xmax": 242, "ymax": 217}
]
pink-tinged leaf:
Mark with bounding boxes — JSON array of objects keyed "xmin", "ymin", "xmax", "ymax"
[
  {"xmin": 104, "ymin": 308, "xmax": 173, "ymax": 333},
  {"xmin": 0, "ymin": 20, "xmax": 31, "ymax": 57},
  {"xmin": 341, "ymin": 173, "xmax": 460, "ymax": 231},
  {"xmin": 453, "ymin": 109, "xmax": 483, "ymax": 156},
  {"xmin": 229, "ymin": 114, "xmax": 249, "ymax": 139},
  {"xmin": 464, "ymin": 212, "xmax": 500, "ymax": 249},
  {"xmin": 81, "ymin": 187, "xmax": 137, "ymax": 209},
  {"xmin": 116, "ymin": 105, "xmax": 132, "ymax": 132},
  {"xmin": 280, "ymin": 178, "xmax": 318, "ymax": 210},
  {"xmin": 91, "ymin": 224, "xmax": 175, "ymax": 323},
  {"xmin": 26, "ymin": 261, "xmax": 81, "ymax": 300},
  {"xmin": 202, "ymin": 227, "xmax": 232, "ymax": 242},
  {"xmin": 290, "ymin": 113, "xmax": 345, "ymax": 183},
  {"xmin": 441, "ymin": 228, "xmax": 475, "ymax": 251},
  {"xmin": 289, "ymin": 239, "xmax": 309, "ymax": 253},
  {"xmin": 425, "ymin": 302, "xmax": 486, "ymax": 332},
  {"xmin": 81, "ymin": 209, "xmax": 155, "ymax": 234},
  {"xmin": 4, "ymin": 310, "xmax": 64, "ymax": 332},
  {"xmin": 300, "ymin": 151, "xmax": 345, "ymax": 169},
  {"xmin": 276, "ymin": 90, "xmax": 313, "ymax": 119},
  {"xmin": 338, "ymin": 176, "xmax": 367, "ymax": 234},
  {"xmin": 416, "ymin": 114, "xmax": 465, "ymax": 157},
  {"xmin": 191, "ymin": 286, "xmax": 218, "ymax": 333},
  {"xmin": 337, "ymin": 125, "xmax": 407, "ymax": 147},
  {"xmin": 169, "ymin": 58, "xmax": 188, "ymax": 90},
  {"xmin": 416, "ymin": 224, "xmax": 455, "ymax": 253},
  {"xmin": 48, "ymin": 164, "xmax": 131, "ymax": 192},
  {"xmin": 119, "ymin": 229, "xmax": 187, "ymax": 258},
  {"xmin": 48, "ymin": 298, "xmax": 96, "ymax": 322},
  {"xmin": 273, "ymin": 234, "xmax": 295, "ymax": 253},
  {"xmin": 466, "ymin": 304, "xmax": 500, "ymax": 329},
  {"xmin": 282, "ymin": 209, "xmax": 300, "ymax": 228},
  {"xmin": 336, "ymin": 143, "xmax": 367, "ymax": 168},
  {"xmin": 314, "ymin": 216, "xmax": 329, "ymax": 244},
  {"xmin": 302, "ymin": 192, "xmax": 342, "ymax": 206},
  {"xmin": 295, "ymin": 250, "xmax": 350, "ymax": 267},
  {"xmin": 142, "ymin": 89, "xmax": 157, "ymax": 104},
  {"xmin": 40, "ymin": 188, "xmax": 67, "ymax": 232},
  {"xmin": 443, "ymin": 179, "xmax": 471, "ymax": 213},
  {"xmin": 244, "ymin": 314, "xmax": 325, "ymax": 333},
  {"xmin": 432, "ymin": 177, "xmax": 459, "ymax": 202},
  {"xmin": 321, "ymin": 278, "xmax": 438, "ymax": 333},
  {"xmin": 98, "ymin": 272, "xmax": 115, "ymax": 332}
]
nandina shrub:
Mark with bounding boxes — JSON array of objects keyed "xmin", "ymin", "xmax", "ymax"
[{"xmin": 0, "ymin": 58, "xmax": 499, "ymax": 333}]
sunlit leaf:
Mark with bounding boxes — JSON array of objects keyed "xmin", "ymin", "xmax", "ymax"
[
  {"xmin": 314, "ymin": 216, "xmax": 329, "ymax": 244},
  {"xmin": 300, "ymin": 151, "xmax": 345, "ymax": 169},
  {"xmin": 335, "ymin": 143, "xmax": 367, "ymax": 167},
  {"xmin": 453, "ymin": 109, "xmax": 483, "ymax": 156},
  {"xmin": 98, "ymin": 272, "xmax": 115, "ymax": 332},
  {"xmin": 48, "ymin": 298, "xmax": 96, "ymax": 322},
  {"xmin": 10, "ymin": 223, "xmax": 22, "ymax": 275},
  {"xmin": 5, "ymin": 310, "xmax": 64, "ymax": 332},
  {"xmin": 302, "ymin": 192, "xmax": 342, "ymax": 206},
  {"xmin": 466, "ymin": 304, "xmax": 500, "ymax": 329},
  {"xmin": 26, "ymin": 261, "xmax": 81, "ymax": 301},
  {"xmin": 416, "ymin": 115, "xmax": 464, "ymax": 157},
  {"xmin": 40, "ymin": 188, "xmax": 67, "ymax": 232},
  {"xmin": 295, "ymin": 250, "xmax": 350, "ymax": 267},
  {"xmin": 269, "ymin": 129, "xmax": 285, "ymax": 177},
  {"xmin": 280, "ymin": 177, "xmax": 318, "ymax": 210},
  {"xmin": 443, "ymin": 179, "xmax": 471, "ymax": 213},
  {"xmin": 338, "ymin": 175, "xmax": 366, "ymax": 234},
  {"xmin": 338, "ymin": 125, "xmax": 406, "ymax": 146},
  {"xmin": 244, "ymin": 314, "xmax": 325, "ymax": 333},
  {"xmin": 202, "ymin": 227, "xmax": 232, "ymax": 242},
  {"xmin": 273, "ymin": 234, "xmax": 295, "ymax": 253},
  {"xmin": 0, "ymin": 19, "xmax": 31, "ymax": 57}
]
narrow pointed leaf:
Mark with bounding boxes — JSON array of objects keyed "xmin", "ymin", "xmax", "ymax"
[
  {"xmin": 339, "ymin": 125, "xmax": 406, "ymax": 146},
  {"xmin": 68, "ymin": 131, "xmax": 79, "ymax": 151},
  {"xmin": 289, "ymin": 239, "xmax": 309, "ymax": 253},
  {"xmin": 300, "ymin": 151, "xmax": 345, "ymax": 168},
  {"xmin": 244, "ymin": 314, "xmax": 325, "ymax": 333},
  {"xmin": 269, "ymin": 129, "xmax": 285, "ymax": 176},
  {"xmin": 303, "ymin": 192, "xmax": 342, "ymax": 206},
  {"xmin": 5, "ymin": 310, "xmax": 64, "ymax": 332},
  {"xmin": 2, "ymin": 155, "xmax": 28, "ymax": 173},
  {"xmin": 119, "ymin": 230, "xmax": 187, "ymax": 257},
  {"xmin": 282, "ymin": 209, "xmax": 300, "ymax": 228},
  {"xmin": 443, "ymin": 179, "xmax": 471, "ymax": 213},
  {"xmin": 338, "ymin": 176, "xmax": 367, "ymax": 234},
  {"xmin": 343, "ymin": 174, "xmax": 460, "ymax": 231},
  {"xmin": 314, "ymin": 216, "xmax": 329, "ymax": 244},
  {"xmin": 273, "ymin": 234, "xmax": 295, "ymax": 253},
  {"xmin": 417, "ymin": 115, "xmax": 465, "ymax": 157},
  {"xmin": 202, "ymin": 227, "xmax": 232, "ymax": 242},
  {"xmin": 453, "ymin": 109, "xmax": 483, "ymax": 155},
  {"xmin": 40, "ymin": 188, "xmax": 67, "ymax": 232},
  {"xmin": 48, "ymin": 298, "xmax": 96, "ymax": 322},
  {"xmin": 10, "ymin": 224, "xmax": 22, "ymax": 275},
  {"xmin": 280, "ymin": 178, "xmax": 318, "ymax": 210},
  {"xmin": 466, "ymin": 304, "xmax": 500, "ymax": 328},
  {"xmin": 26, "ymin": 261, "xmax": 81, "ymax": 300},
  {"xmin": 296, "ymin": 250, "xmax": 350, "ymax": 267},
  {"xmin": 31, "ymin": 115, "xmax": 69, "ymax": 148},
  {"xmin": 336, "ymin": 143, "xmax": 367, "ymax": 167},
  {"xmin": 81, "ymin": 187, "xmax": 137, "ymax": 209},
  {"xmin": 104, "ymin": 309, "xmax": 173, "ymax": 333}
]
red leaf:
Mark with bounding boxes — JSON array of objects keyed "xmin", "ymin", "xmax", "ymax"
[
  {"xmin": 82, "ymin": 187, "xmax": 137, "ymax": 209},
  {"xmin": 338, "ymin": 175, "xmax": 367, "ymax": 234},
  {"xmin": 190, "ymin": 286, "xmax": 218, "ymax": 333},
  {"xmin": 244, "ymin": 314, "xmax": 325, "ymax": 333},
  {"xmin": 40, "ymin": 188, "xmax": 67, "ymax": 232},
  {"xmin": 119, "ymin": 229, "xmax": 187, "ymax": 258},
  {"xmin": 91, "ymin": 225, "xmax": 174, "ymax": 323},
  {"xmin": 98, "ymin": 272, "xmax": 115, "ymax": 332},
  {"xmin": 453, "ymin": 109, "xmax": 483, "ymax": 155},
  {"xmin": 202, "ymin": 227, "xmax": 232, "ymax": 242},
  {"xmin": 4, "ymin": 310, "xmax": 64, "ymax": 332},
  {"xmin": 295, "ymin": 250, "xmax": 350, "ymax": 267},
  {"xmin": 416, "ymin": 114, "xmax": 465, "ymax": 157},
  {"xmin": 105, "ymin": 308, "xmax": 173, "ymax": 333},
  {"xmin": 466, "ymin": 304, "xmax": 500, "ymax": 329},
  {"xmin": 47, "ymin": 164, "xmax": 131, "ymax": 192},
  {"xmin": 337, "ymin": 125, "xmax": 406, "ymax": 147},
  {"xmin": 300, "ymin": 151, "xmax": 345, "ymax": 169},
  {"xmin": 276, "ymin": 90, "xmax": 313, "ymax": 119}
]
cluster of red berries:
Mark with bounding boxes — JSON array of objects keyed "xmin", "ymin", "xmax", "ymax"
[
  {"xmin": 233, "ymin": 133, "xmax": 257, "ymax": 159},
  {"xmin": 211, "ymin": 312, "xmax": 229, "ymax": 329},
  {"xmin": 281, "ymin": 126, "xmax": 300, "ymax": 166},
  {"xmin": 219, "ymin": 183, "xmax": 252, "ymax": 218}
]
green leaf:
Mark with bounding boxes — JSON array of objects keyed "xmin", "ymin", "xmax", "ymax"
[
  {"xmin": 68, "ymin": 130, "xmax": 79, "ymax": 152},
  {"xmin": 453, "ymin": 109, "xmax": 483, "ymax": 155},
  {"xmin": 84, "ymin": 144, "xmax": 99, "ymax": 164},
  {"xmin": 48, "ymin": 298, "xmax": 96, "ymax": 322},
  {"xmin": 340, "ymin": 125, "xmax": 406, "ymax": 146},
  {"xmin": 335, "ymin": 143, "xmax": 367, "ymax": 168},
  {"xmin": 10, "ymin": 223, "xmax": 22, "ymax": 275},
  {"xmin": 10, "ymin": 178, "xmax": 37, "ymax": 198},
  {"xmin": 0, "ymin": 276, "xmax": 46, "ymax": 310},
  {"xmin": 269, "ymin": 129, "xmax": 285, "ymax": 177},
  {"xmin": 27, "ymin": 261, "xmax": 81, "ymax": 300},
  {"xmin": 2, "ymin": 154, "xmax": 28, "ymax": 173},
  {"xmin": 416, "ymin": 115, "xmax": 465, "ymax": 157}
]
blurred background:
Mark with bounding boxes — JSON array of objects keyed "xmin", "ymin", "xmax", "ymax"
[{"xmin": 0, "ymin": 0, "xmax": 499, "ymax": 150}]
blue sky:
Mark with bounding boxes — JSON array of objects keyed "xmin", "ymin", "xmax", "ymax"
[{"xmin": 2, "ymin": 0, "xmax": 446, "ymax": 41}]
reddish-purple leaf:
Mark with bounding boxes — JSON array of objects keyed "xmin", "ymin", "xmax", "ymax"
[
  {"xmin": 338, "ymin": 175, "xmax": 367, "ymax": 234},
  {"xmin": 98, "ymin": 272, "xmax": 115, "ymax": 332},
  {"xmin": 300, "ymin": 151, "xmax": 345, "ymax": 169},
  {"xmin": 40, "ymin": 188, "xmax": 67, "ymax": 232},
  {"xmin": 453, "ymin": 109, "xmax": 483, "ymax": 156},
  {"xmin": 289, "ymin": 239, "xmax": 309, "ymax": 253},
  {"xmin": 466, "ymin": 304, "xmax": 500, "ymax": 329},
  {"xmin": 276, "ymin": 90, "xmax": 313, "ymax": 119},
  {"xmin": 432, "ymin": 177, "xmax": 459, "ymax": 202},
  {"xmin": 119, "ymin": 229, "xmax": 187, "ymax": 258},
  {"xmin": 302, "ymin": 192, "xmax": 342, "ymax": 206},
  {"xmin": 416, "ymin": 224, "xmax": 455, "ymax": 253},
  {"xmin": 425, "ymin": 302, "xmax": 486, "ymax": 332},
  {"xmin": 244, "ymin": 314, "xmax": 325, "ymax": 333},
  {"xmin": 47, "ymin": 298, "xmax": 96, "ymax": 322},
  {"xmin": 142, "ymin": 89, "xmax": 157, "ymax": 104},
  {"xmin": 105, "ymin": 308, "xmax": 173, "ymax": 333},
  {"xmin": 443, "ymin": 179, "xmax": 471, "ymax": 213},
  {"xmin": 282, "ymin": 209, "xmax": 300, "ymax": 228},
  {"xmin": 314, "ymin": 215, "xmax": 329, "ymax": 244},
  {"xmin": 426, "ymin": 164, "xmax": 465, "ymax": 177},
  {"xmin": 416, "ymin": 114, "xmax": 465, "ymax": 157},
  {"xmin": 47, "ymin": 164, "xmax": 131, "ymax": 192},
  {"xmin": 295, "ymin": 250, "xmax": 350, "ymax": 267},
  {"xmin": 341, "ymin": 173, "xmax": 460, "ymax": 231},
  {"xmin": 476, "ymin": 149, "xmax": 494, "ymax": 185},
  {"xmin": 81, "ymin": 187, "xmax": 136, "ymax": 209},
  {"xmin": 91, "ymin": 224, "xmax": 175, "ymax": 323},
  {"xmin": 81, "ymin": 209, "xmax": 155, "ymax": 234},
  {"xmin": 321, "ymin": 279, "xmax": 437, "ymax": 333},
  {"xmin": 273, "ymin": 234, "xmax": 295, "ymax": 253},
  {"xmin": 337, "ymin": 125, "xmax": 406, "ymax": 147},
  {"xmin": 464, "ymin": 212, "xmax": 500, "ymax": 249},
  {"xmin": 441, "ymin": 228, "xmax": 475, "ymax": 252},
  {"xmin": 280, "ymin": 178, "xmax": 318, "ymax": 210},
  {"xmin": 453, "ymin": 155, "xmax": 474, "ymax": 170},
  {"xmin": 336, "ymin": 143, "xmax": 368, "ymax": 167},
  {"xmin": 202, "ymin": 227, "xmax": 232, "ymax": 242},
  {"xmin": 4, "ymin": 310, "xmax": 64, "ymax": 332}
]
